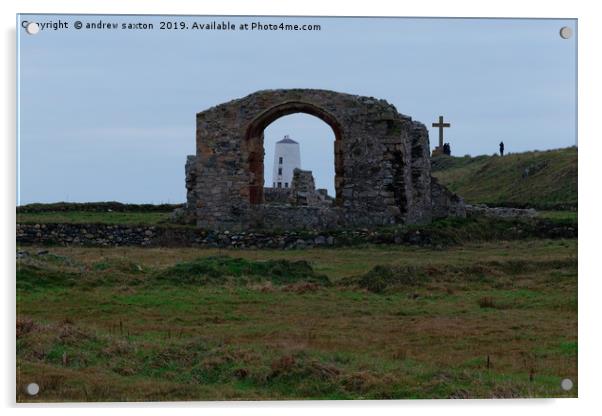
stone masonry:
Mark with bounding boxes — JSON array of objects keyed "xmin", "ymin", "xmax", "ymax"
[
  {"xmin": 180, "ymin": 88, "xmax": 463, "ymax": 230},
  {"xmin": 17, "ymin": 218, "xmax": 577, "ymax": 249},
  {"xmin": 430, "ymin": 177, "xmax": 466, "ymax": 220},
  {"xmin": 288, "ymin": 168, "xmax": 332, "ymax": 207}
]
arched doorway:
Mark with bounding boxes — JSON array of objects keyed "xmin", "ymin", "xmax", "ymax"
[
  {"xmin": 245, "ymin": 101, "xmax": 344, "ymax": 206},
  {"xmin": 263, "ymin": 114, "xmax": 335, "ymax": 196}
]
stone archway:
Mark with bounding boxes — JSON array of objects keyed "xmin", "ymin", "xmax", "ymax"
[
  {"xmin": 245, "ymin": 101, "xmax": 344, "ymax": 206},
  {"xmin": 189, "ymin": 89, "xmax": 434, "ymax": 230}
]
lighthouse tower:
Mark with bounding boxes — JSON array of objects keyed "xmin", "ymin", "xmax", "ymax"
[{"xmin": 272, "ymin": 135, "xmax": 301, "ymax": 189}]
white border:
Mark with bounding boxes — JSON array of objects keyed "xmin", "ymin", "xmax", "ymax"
[{"xmin": 3, "ymin": 1, "xmax": 600, "ymax": 415}]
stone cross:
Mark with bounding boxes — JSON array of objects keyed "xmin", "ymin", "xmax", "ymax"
[{"xmin": 432, "ymin": 115, "xmax": 450, "ymax": 148}]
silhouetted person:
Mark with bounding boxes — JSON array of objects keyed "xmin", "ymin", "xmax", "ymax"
[
  {"xmin": 443, "ymin": 142, "xmax": 451, "ymax": 156},
  {"xmin": 499, "ymin": 141, "xmax": 505, "ymax": 156}
]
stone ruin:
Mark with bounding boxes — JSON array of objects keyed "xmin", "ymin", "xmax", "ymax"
[
  {"xmin": 262, "ymin": 168, "xmax": 333, "ymax": 207},
  {"xmin": 175, "ymin": 88, "xmax": 465, "ymax": 230}
]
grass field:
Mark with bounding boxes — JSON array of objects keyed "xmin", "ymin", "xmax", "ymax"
[
  {"xmin": 18, "ymin": 210, "xmax": 578, "ymax": 225},
  {"xmin": 537, "ymin": 211, "xmax": 578, "ymax": 222},
  {"xmin": 432, "ymin": 147, "xmax": 577, "ymax": 210},
  {"xmin": 16, "ymin": 239, "xmax": 577, "ymax": 401},
  {"xmin": 16, "ymin": 211, "xmax": 173, "ymax": 225}
]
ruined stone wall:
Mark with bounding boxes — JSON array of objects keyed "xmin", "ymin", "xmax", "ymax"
[
  {"xmin": 191, "ymin": 89, "xmax": 433, "ymax": 230},
  {"xmin": 465, "ymin": 205, "xmax": 536, "ymax": 219},
  {"xmin": 263, "ymin": 188, "xmax": 293, "ymax": 204},
  {"xmin": 17, "ymin": 217, "xmax": 577, "ymax": 249},
  {"xmin": 408, "ymin": 123, "xmax": 433, "ymax": 224},
  {"xmin": 169, "ymin": 154, "xmax": 199, "ymax": 224},
  {"xmin": 430, "ymin": 177, "xmax": 466, "ymax": 220},
  {"xmin": 289, "ymin": 168, "xmax": 319, "ymax": 206},
  {"xmin": 249, "ymin": 205, "xmax": 342, "ymax": 230},
  {"xmin": 185, "ymin": 155, "xmax": 197, "ymax": 211}
]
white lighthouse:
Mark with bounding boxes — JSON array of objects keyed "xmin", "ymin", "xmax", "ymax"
[{"xmin": 272, "ymin": 135, "xmax": 301, "ymax": 189}]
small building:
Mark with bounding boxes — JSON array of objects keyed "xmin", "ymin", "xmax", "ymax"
[{"xmin": 271, "ymin": 135, "xmax": 301, "ymax": 189}]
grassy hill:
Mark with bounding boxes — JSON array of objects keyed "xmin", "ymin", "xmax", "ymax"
[{"xmin": 431, "ymin": 147, "xmax": 577, "ymax": 210}]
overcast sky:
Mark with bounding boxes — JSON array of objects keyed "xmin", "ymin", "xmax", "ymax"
[{"xmin": 17, "ymin": 15, "xmax": 576, "ymax": 204}]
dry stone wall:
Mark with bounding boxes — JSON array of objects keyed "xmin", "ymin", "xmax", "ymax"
[{"xmin": 16, "ymin": 219, "xmax": 577, "ymax": 249}]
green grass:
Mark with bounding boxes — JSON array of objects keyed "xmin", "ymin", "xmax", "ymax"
[
  {"xmin": 16, "ymin": 240, "xmax": 577, "ymax": 401},
  {"xmin": 17, "ymin": 201, "xmax": 181, "ymax": 213},
  {"xmin": 16, "ymin": 211, "xmax": 171, "ymax": 225},
  {"xmin": 432, "ymin": 147, "xmax": 577, "ymax": 210},
  {"xmin": 537, "ymin": 210, "xmax": 578, "ymax": 222},
  {"xmin": 155, "ymin": 256, "xmax": 331, "ymax": 286}
]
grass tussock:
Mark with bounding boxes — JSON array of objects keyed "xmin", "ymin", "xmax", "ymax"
[
  {"xmin": 343, "ymin": 258, "xmax": 577, "ymax": 294},
  {"xmin": 154, "ymin": 255, "xmax": 331, "ymax": 286},
  {"xmin": 16, "ymin": 263, "xmax": 79, "ymax": 291},
  {"xmin": 16, "ymin": 253, "xmax": 331, "ymax": 290}
]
